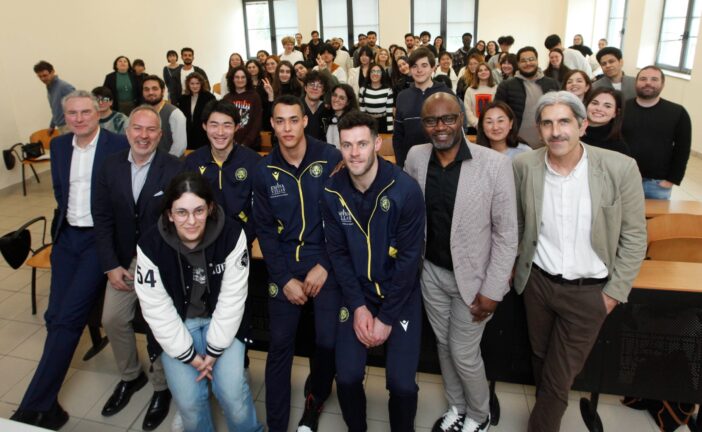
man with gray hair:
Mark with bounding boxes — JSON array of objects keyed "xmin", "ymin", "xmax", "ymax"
[
  {"xmin": 512, "ymin": 90, "xmax": 647, "ymax": 432},
  {"xmin": 93, "ymin": 105, "xmax": 182, "ymax": 430},
  {"xmin": 11, "ymin": 91, "xmax": 128, "ymax": 430}
]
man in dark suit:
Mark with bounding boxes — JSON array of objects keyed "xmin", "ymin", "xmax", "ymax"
[
  {"xmin": 93, "ymin": 105, "xmax": 182, "ymax": 430},
  {"xmin": 11, "ymin": 90, "xmax": 129, "ymax": 430}
]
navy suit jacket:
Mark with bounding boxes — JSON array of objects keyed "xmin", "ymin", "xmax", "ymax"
[
  {"xmin": 50, "ymin": 128, "xmax": 129, "ymax": 241},
  {"xmin": 93, "ymin": 148, "xmax": 183, "ymax": 272}
]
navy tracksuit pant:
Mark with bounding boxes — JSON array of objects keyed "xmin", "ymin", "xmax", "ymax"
[
  {"xmin": 19, "ymin": 226, "xmax": 106, "ymax": 412},
  {"xmin": 336, "ymin": 287, "xmax": 423, "ymax": 432},
  {"xmin": 265, "ymin": 257, "xmax": 340, "ymax": 432}
]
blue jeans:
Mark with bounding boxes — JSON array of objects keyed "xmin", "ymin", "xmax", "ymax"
[
  {"xmin": 160, "ymin": 318, "xmax": 262, "ymax": 432},
  {"xmin": 642, "ymin": 178, "xmax": 672, "ymax": 200}
]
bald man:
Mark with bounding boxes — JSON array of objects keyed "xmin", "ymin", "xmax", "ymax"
[{"xmin": 404, "ymin": 93, "xmax": 518, "ymax": 432}]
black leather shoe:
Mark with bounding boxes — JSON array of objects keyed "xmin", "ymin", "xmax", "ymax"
[
  {"xmin": 142, "ymin": 389, "xmax": 171, "ymax": 431},
  {"xmin": 101, "ymin": 372, "xmax": 148, "ymax": 416},
  {"xmin": 12, "ymin": 403, "xmax": 69, "ymax": 431},
  {"xmin": 10, "ymin": 408, "xmax": 42, "ymax": 426}
]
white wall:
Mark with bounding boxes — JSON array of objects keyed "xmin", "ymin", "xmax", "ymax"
[{"xmin": 1, "ymin": 0, "xmax": 700, "ymax": 191}]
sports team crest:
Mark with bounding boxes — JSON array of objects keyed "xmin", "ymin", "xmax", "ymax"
[
  {"xmin": 272, "ymin": 171, "xmax": 280, "ymax": 181},
  {"xmin": 339, "ymin": 307, "xmax": 349, "ymax": 322},
  {"xmin": 310, "ymin": 163, "xmax": 323, "ymax": 177},
  {"xmin": 235, "ymin": 167, "xmax": 247, "ymax": 181},
  {"xmin": 268, "ymin": 283, "xmax": 278, "ymax": 297},
  {"xmin": 199, "ymin": 166, "xmax": 206, "ymax": 175},
  {"xmin": 380, "ymin": 196, "xmax": 390, "ymax": 212}
]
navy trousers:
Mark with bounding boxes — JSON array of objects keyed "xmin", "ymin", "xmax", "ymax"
[
  {"xmin": 336, "ymin": 288, "xmax": 422, "ymax": 432},
  {"xmin": 19, "ymin": 226, "xmax": 106, "ymax": 412},
  {"xmin": 264, "ymin": 259, "xmax": 340, "ymax": 432}
]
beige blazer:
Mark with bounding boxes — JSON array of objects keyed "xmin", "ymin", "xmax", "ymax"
[
  {"xmin": 405, "ymin": 142, "xmax": 518, "ymax": 306},
  {"xmin": 512, "ymin": 144, "xmax": 647, "ymax": 303}
]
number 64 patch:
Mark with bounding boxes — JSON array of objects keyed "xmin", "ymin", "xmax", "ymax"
[{"xmin": 136, "ymin": 265, "xmax": 157, "ymax": 288}]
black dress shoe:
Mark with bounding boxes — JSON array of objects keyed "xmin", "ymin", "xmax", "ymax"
[
  {"xmin": 101, "ymin": 371, "xmax": 148, "ymax": 416},
  {"xmin": 10, "ymin": 408, "xmax": 42, "ymax": 426},
  {"xmin": 142, "ymin": 389, "xmax": 171, "ymax": 431},
  {"xmin": 11, "ymin": 402, "xmax": 69, "ymax": 431}
]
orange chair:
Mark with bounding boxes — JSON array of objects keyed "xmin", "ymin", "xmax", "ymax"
[
  {"xmin": 213, "ymin": 82, "xmax": 222, "ymax": 96},
  {"xmin": 260, "ymin": 131, "xmax": 273, "ymax": 152},
  {"xmin": 16, "ymin": 129, "xmax": 57, "ymax": 196}
]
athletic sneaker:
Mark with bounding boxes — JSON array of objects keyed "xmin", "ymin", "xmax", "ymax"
[
  {"xmin": 297, "ymin": 393, "xmax": 324, "ymax": 432},
  {"xmin": 462, "ymin": 414, "xmax": 490, "ymax": 432},
  {"xmin": 432, "ymin": 406, "xmax": 465, "ymax": 432}
]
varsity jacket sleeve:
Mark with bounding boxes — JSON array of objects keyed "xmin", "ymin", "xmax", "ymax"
[
  {"xmin": 377, "ymin": 183, "xmax": 426, "ymax": 325},
  {"xmin": 252, "ymin": 164, "xmax": 295, "ymax": 289},
  {"xmin": 92, "ymin": 163, "xmax": 120, "ymax": 273},
  {"xmin": 480, "ymin": 155, "xmax": 518, "ymax": 302},
  {"xmin": 135, "ymin": 245, "xmax": 196, "ymax": 363},
  {"xmin": 321, "ymin": 192, "xmax": 367, "ymax": 312},
  {"xmin": 206, "ymin": 230, "xmax": 249, "ymax": 358},
  {"xmin": 169, "ymin": 109, "xmax": 187, "ymax": 158},
  {"xmin": 668, "ymin": 107, "xmax": 692, "ymax": 185}
]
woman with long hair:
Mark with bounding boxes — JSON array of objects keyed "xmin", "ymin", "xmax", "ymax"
[
  {"xmin": 163, "ymin": 50, "xmax": 181, "ymax": 101},
  {"xmin": 264, "ymin": 56, "xmax": 280, "ymax": 78},
  {"xmin": 375, "ymin": 48, "xmax": 392, "ymax": 70},
  {"xmin": 135, "ymin": 172, "xmax": 263, "ymax": 432},
  {"xmin": 464, "ymin": 62, "xmax": 497, "ymax": 129},
  {"xmin": 220, "ymin": 53, "xmax": 244, "ymax": 97},
  {"xmin": 326, "ymin": 83, "xmax": 359, "ymax": 147},
  {"xmin": 582, "ymin": 87, "xmax": 630, "ymax": 155},
  {"xmin": 348, "ymin": 46, "xmax": 374, "ymax": 95},
  {"xmin": 433, "ymin": 36, "xmax": 446, "ymax": 53},
  {"xmin": 223, "ymin": 66, "xmax": 262, "ymax": 150},
  {"xmin": 391, "ymin": 55, "xmax": 412, "ymax": 99},
  {"xmin": 359, "ymin": 64, "xmax": 394, "ymax": 133},
  {"xmin": 177, "ymin": 72, "xmax": 216, "ymax": 150},
  {"xmin": 477, "ymin": 101, "xmax": 531, "ymax": 158},
  {"xmin": 562, "ymin": 69, "xmax": 592, "ymax": 102},
  {"xmin": 262, "ymin": 60, "xmax": 303, "ymax": 102},
  {"xmin": 456, "ymin": 53, "xmax": 484, "ymax": 101},
  {"xmin": 499, "ymin": 53, "xmax": 518, "ymax": 82},
  {"xmin": 543, "ymin": 48, "xmax": 571, "ymax": 85},
  {"xmin": 293, "ymin": 61, "xmax": 309, "ymax": 86},
  {"xmin": 485, "ymin": 41, "xmax": 499, "ymax": 62},
  {"xmin": 104, "ymin": 55, "xmax": 140, "ymax": 114}
]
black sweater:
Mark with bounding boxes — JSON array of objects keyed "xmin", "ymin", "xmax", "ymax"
[
  {"xmin": 582, "ymin": 122, "xmax": 631, "ymax": 156},
  {"xmin": 621, "ymin": 98, "xmax": 691, "ymax": 184}
]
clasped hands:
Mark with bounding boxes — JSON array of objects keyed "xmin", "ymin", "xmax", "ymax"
[
  {"xmin": 353, "ymin": 306, "xmax": 392, "ymax": 348},
  {"xmin": 282, "ymin": 264, "xmax": 328, "ymax": 305}
]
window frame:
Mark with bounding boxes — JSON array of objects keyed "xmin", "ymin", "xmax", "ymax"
[
  {"xmin": 606, "ymin": 0, "xmax": 629, "ymax": 50},
  {"xmin": 243, "ymin": 0, "xmax": 298, "ymax": 58},
  {"xmin": 410, "ymin": 0, "xmax": 479, "ymax": 51},
  {"xmin": 655, "ymin": 0, "xmax": 699, "ymax": 74},
  {"xmin": 318, "ymin": 0, "xmax": 378, "ymax": 47}
]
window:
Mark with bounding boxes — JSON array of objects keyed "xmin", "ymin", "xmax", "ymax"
[
  {"xmin": 607, "ymin": 0, "xmax": 628, "ymax": 50},
  {"xmin": 411, "ymin": 0, "xmax": 477, "ymax": 52},
  {"xmin": 243, "ymin": 0, "xmax": 299, "ymax": 58},
  {"xmin": 656, "ymin": 0, "xmax": 701, "ymax": 73},
  {"xmin": 319, "ymin": 0, "xmax": 379, "ymax": 45}
]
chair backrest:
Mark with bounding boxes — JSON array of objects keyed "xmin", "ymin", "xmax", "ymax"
[
  {"xmin": 646, "ymin": 214, "xmax": 702, "ymax": 263},
  {"xmin": 213, "ymin": 82, "xmax": 222, "ymax": 95},
  {"xmin": 260, "ymin": 131, "xmax": 273, "ymax": 151},
  {"xmin": 379, "ymin": 133, "xmax": 394, "ymax": 156},
  {"xmin": 29, "ymin": 128, "xmax": 59, "ymax": 150}
]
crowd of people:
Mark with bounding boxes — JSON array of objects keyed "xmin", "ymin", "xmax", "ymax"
[{"xmin": 15, "ymin": 27, "xmax": 694, "ymax": 432}]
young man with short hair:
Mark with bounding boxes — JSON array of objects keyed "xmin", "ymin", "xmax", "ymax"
[
  {"xmin": 592, "ymin": 47, "xmax": 636, "ymax": 100},
  {"xmin": 253, "ymin": 95, "xmax": 342, "ymax": 432},
  {"xmin": 91, "ymin": 86, "xmax": 128, "ymax": 134},
  {"xmin": 302, "ymin": 71, "xmax": 333, "ymax": 141},
  {"xmin": 34, "ymin": 60, "xmax": 75, "ymax": 135},
  {"xmin": 393, "ymin": 47, "xmax": 451, "ymax": 167},
  {"xmin": 322, "ymin": 111, "xmax": 425, "ymax": 432}
]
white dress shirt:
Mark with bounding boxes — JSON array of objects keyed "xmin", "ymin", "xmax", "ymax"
[
  {"xmin": 533, "ymin": 145, "xmax": 608, "ymax": 280},
  {"xmin": 66, "ymin": 129, "xmax": 100, "ymax": 227}
]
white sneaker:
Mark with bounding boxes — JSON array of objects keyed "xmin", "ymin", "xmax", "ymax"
[
  {"xmin": 171, "ymin": 410, "xmax": 184, "ymax": 432},
  {"xmin": 462, "ymin": 414, "xmax": 490, "ymax": 432},
  {"xmin": 432, "ymin": 406, "xmax": 465, "ymax": 432},
  {"xmin": 297, "ymin": 427, "xmax": 313, "ymax": 432}
]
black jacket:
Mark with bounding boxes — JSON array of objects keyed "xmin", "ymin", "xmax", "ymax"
[
  {"xmin": 103, "ymin": 71, "xmax": 141, "ymax": 112},
  {"xmin": 176, "ymin": 91, "xmax": 217, "ymax": 150},
  {"xmin": 494, "ymin": 75, "xmax": 560, "ymax": 130}
]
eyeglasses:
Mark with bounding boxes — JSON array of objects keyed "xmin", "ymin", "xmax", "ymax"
[
  {"xmin": 306, "ymin": 82, "xmax": 324, "ymax": 89},
  {"xmin": 421, "ymin": 114, "xmax": 460, "ymax": 127},
  {"xmin": 96, "ymin": 97, "xmax": 112, "ymax": 103},
  {"xmin": 519, "ymin": 57, "xmax": 537, "ymax": 64},
  {"xmin": 370, "ymin": 70, "xmax": 383, "ymax": 75},
  {"xmin": 171, "ymin": 207, "xmax": 208, "ymax": 222}
]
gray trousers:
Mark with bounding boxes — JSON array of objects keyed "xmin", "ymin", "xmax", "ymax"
[
  {"xmin": 421, "ymin": 260, "xmax": 490, "ymax": 422},
  {"xmin": 102, "ymin": 259, "xmax": 167, "ymax": 391}
]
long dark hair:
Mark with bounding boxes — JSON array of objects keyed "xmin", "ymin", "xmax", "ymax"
[
  {"xmin": 244, "ymin": 59, "xmax": 266, "ymax": 84},
  {"xmin": 367, "ymin": 63, "xmax": 391, "ymax": 89},
  {"xmin": 161, "ymin": 172, "xmax": 217, "ymax": 232},
  {"xmin": 226, "ymin": 65, "xmax": 253, "ymax": 94},
  {"xmin": 331, "ymin": 83, "xmax": 359, "ymax": 116},
  {"xmin": 477, "ymin": 101, "xmax": 520, "ymax": 148},
  {"xmin": 543, "ymin": 48, "xmax": 571, "ymax": 83},
  {"xmin": 273, "ymin": 60, "xmax": 302, "ymax": 97},
  {"xmin": 584, "ymin": 87, "xmax": 624, "ymax": 142}
]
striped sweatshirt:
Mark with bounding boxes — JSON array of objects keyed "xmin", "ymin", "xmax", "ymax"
[{"xmin": 359, "ymin": 86, "xmax": 394, "ymax": 132}]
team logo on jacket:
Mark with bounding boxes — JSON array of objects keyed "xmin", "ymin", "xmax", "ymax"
[
  {"xmin": 236, "ymin": 249, "xmax": 249, "ymax": 269},
  {"xmin": 268, "ymin": 283, "xmax": 278, "ymax": 297},
  {"xmin": 235, "ymin": 168, "xmax": 247, "ymax": 181},
  {"xmin": 211, "ymin": 262, "xmax": 226, "ymax": 275},
  {"xmin": 339, "ymin": 307, "xmax": 349, "ymax": 322},
  {"xmin": 199, "ymin": 166, "xmax": 207, "ymax": 175},
  {"xmin": 338, "ymin": 208, "xmax": 353, "ymax": 226},
  {"xmin": 310, "ymin": 163, "xmax": 323, "ymax": 178},
  {"xmin": 270, "ymin": 183, "xmax": 287, "ymax": 198},
  {"xmin": 272, "ymin": 171, "xmax": 280, "ymax": 181},
  {"xmin": 380, "ymin": 196, "xmax": 391, "ymax": 212}
]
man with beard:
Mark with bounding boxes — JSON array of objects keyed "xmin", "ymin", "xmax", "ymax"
[
  {"xmin": 404, "ymin": 33, "xmax": 416, "ymax": 55},
  {"xmin": 321, "ymin": 111, "xmax": 425, "ymax": 432},
  {"xmin": 170, "ymin": 47, "xmax": 209, "ymax": 101},
  {"xmin": 622, "ymin": 66, "xmax": 691, "ymax": 199},
  {"xmin": 404, "ymin": 93, "xmax": 517, "ymax": 432},
  {"xmin": 513, "ymin": 91, "xmax": 646, "ymax": 432},
  {"xmin": 142, "ymin": 75, "xmax": 187, "ymax": 157},
  {"xmin": 495, "ymin": 46, "xmax": 560, "ymax": 149}
]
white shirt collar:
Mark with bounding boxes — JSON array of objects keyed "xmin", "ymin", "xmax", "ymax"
[
  {"xmin": 71, "ymin": 128, "xmax": 100, "ymax": 151},
  {"xmin": 544, "ymin": 143, "xmax": 588, "ymax": 179}
]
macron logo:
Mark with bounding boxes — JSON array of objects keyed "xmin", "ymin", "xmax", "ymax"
[{"xmin": 400, "ymin": 320, "xmax": 409, "ymax": 332}]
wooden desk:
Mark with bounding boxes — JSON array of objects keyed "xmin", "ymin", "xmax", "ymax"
[
  {"xmin": 633, "ymin": 260, "xmax": 702, "ymax": 292},
  {"xmin": 645, "ymin": 199, "xmax": 702, "ymax": 217}
]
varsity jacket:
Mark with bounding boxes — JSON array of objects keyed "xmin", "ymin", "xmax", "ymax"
[
  {"xmin": 184, "ymin": 145, "xmax": 261, "ymax": 243},
  {"xmin": 252, "ymin": 136, "xmax": 341, "ymax": 290},
  {"xmin": 321, "ymin": 157, "xmax": 425, "ymax": 325},
  {"xmin": 135, "ymin": 208, "xmax": 250, "ymax": 363}
]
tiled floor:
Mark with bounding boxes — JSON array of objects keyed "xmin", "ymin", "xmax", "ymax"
[{"xmin": 0, "ymin": 158, "xmax": 701, "ymax": 431}]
